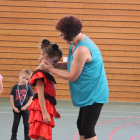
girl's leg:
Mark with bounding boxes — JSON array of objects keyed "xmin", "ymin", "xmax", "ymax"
[{"xmin": 36, "ymin": 136, "xmax": 47, "ymax": 140}]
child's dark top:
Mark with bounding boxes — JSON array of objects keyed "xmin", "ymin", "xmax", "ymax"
[{"xmin": 10, "ymin": 84, "xmax": 34, "ymax": 114}]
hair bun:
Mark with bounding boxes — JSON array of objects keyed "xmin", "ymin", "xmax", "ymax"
[
  {"xmin": 52, "ymin": 44, "xmax": 59, "ymax": 50},
  {"xmin": 42, "ymin": 38, "xmax": 50, "ymax": 45}
]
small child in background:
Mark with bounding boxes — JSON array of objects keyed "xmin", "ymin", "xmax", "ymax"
[
  {"xmin": 28, "ymin": 38, "xmax": 63, "ymax": 140},
  {"xmin": 0, "ymin": 74, "xmax": 3, "ymax": 94},
  {"xmin": 10, "ymin": 69, "xmax": 34, "ymax": 140}
]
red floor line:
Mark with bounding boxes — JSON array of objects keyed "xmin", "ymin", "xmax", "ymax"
[
  {"xmin": 72, "ymin": 116, "xmax": 140, "ymax": 140},
  {"xmin": 108, "ymin": 121, "xmax": 140, "ymax": 140},
  {"xmin": 73, "ymin": 132, "xmax": 79, "ymax": 140},
  {"xmin": 129, "ymin": 135, "xmax": 140, "ymax": 140}
]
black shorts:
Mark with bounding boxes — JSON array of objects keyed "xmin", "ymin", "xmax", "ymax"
[{"xmin": 77, "ymin": 103, "xmax": 104, "ymax": 139}]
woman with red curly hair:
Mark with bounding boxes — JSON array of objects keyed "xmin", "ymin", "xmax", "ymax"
[{"xmin": 41, "ymin": 15, "xmax": 109, "ymax": 140}]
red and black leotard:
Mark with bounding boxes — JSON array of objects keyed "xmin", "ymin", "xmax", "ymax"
[{"xmin": 28, "ymin": 69, "xmax": 57, "ymax": 140}]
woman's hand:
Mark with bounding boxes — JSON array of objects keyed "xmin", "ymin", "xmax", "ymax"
[
  {"xmin": 41, "ymin": 60, "xmax": 54, "ymax": 72},
  {"xmin": 38, "ymin": 55, "xmax": 43, "ymax": 64},
  {"xmin": 43, "ymin": 112, "xmax": 51, "ymax": 123},
  {"xmin": 55, "ymin": 111, "xmax": 61, "ymax": 119}
]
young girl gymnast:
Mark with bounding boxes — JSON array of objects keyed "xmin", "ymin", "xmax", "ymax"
[
  {"xmin": 28, "ymin": 38, "xmax": 63, "ymax": 140},
  {"xmin": 0, "ymin": 74, "xmax": 3, "ymax": 94}
]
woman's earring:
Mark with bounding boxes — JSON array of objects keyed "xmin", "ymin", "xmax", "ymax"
[{"xmin": 70, "ymin": 41, "xmax": 74, "ymax": 44}]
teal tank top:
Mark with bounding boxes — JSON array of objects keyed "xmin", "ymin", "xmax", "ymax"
[{"xmin": 67, "ymin": 35, "xmax": 109, "ymax": 107}]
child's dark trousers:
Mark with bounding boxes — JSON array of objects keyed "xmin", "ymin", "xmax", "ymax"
[{"xmin": 11, "ymin": 111, "xmax": 29, "ymax": 138}]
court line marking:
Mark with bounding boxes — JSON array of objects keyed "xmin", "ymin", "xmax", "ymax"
[
  {"xmin": 73, "ymin": 116, "xmax": 140, "ymax": 140},
  {"xmin": 0, "ymin": 111, "xmax": 140, "ymax": 118},
  {"xmin": 102, "ymin": 111, "xmax": 140, "ymax": 113},
  {"xmin": 1, "ymin": 111, "xmax": 140, "ymax": 118},
  {"xmin": 108, "ymin": 121, "xmax": 140, "ymax": 140},
  {"xmin": 0, "ymin": 112, "xmax": 12, "ymax": 113},
  {"xmin": 134, "ymin": 123, "xmax": 140, "ymax": 129},
  {"xmin": 0, "ymin": 107, "xmax": 140, "ymax": 114},
  {"xmin": 57, "ymin": 109, "xmax": 140, "ymax": 114},
  {"xmin": 61, "ymin": 114, "xmax": 140, "ymax": 118},
  {"xmin": 129, "ymin": 135, "xmax": 140, "ymax": 140},
  {"xmin": 0, "ymin": 107, "xmax": 12, "ymax": 109}
]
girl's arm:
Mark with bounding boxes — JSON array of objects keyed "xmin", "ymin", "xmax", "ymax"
[
  {"xmin": 0, "ymin": 79, "xmax": 3, "ymax": 94},
  {"xmin": 36, "ymin": 79, "xmax": 51, "ymax": 123}
]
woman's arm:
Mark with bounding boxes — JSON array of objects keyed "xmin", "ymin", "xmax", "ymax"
[
  {"xmin": 42, "ymin": 46, "xmax": 92, "ymax": 82},
  {"xmin": 36, "ymin": 79, "xmax": 51, "ymax": 122},
  {"xmin": 54, "ymin": 62, "xmax": 67, "ymax": 70}
]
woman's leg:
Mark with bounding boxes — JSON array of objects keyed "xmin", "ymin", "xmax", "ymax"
[
  {"xmin": 80, "ymin": 135, "xmax": 97, "ymax": 140},
  {"xmin": 80, "ymin": 135, "xmax": 85, "ymax": 140},
  {"xmin": 80, "ymin": 103, "xmax": 104, "ymax": 140},
  {"xmin": 77, "ymin": 107, "xmax": 98, "ymax": 140},
  {"xmin": 77, "ymin": 107, "xmax": 84, "ymax": 138}
]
